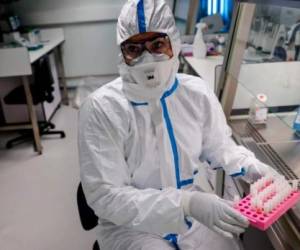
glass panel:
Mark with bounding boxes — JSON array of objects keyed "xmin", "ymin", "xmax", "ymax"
[
  {"xmin": 232, "ymin": 59, "xmax": 300, "ymax": 124},
  {"xmin": 225, "ymin": 2, "xmax": 300, "ymax": 144},
  {"xmin": 243, "ymin": 4, "xmax": 300, "ymax": 63},
  {"xmin": 228, "ymin": 72, "xmax": 300, "ymax": 144},
  {"xmin": 223, "ymin": 1, "xmax": 300, "ymax": 227}
]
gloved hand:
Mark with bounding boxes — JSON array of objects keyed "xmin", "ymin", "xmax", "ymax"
[
  {"xmin": 242, "ymin": 161, "xmax": 280, "ymax": 183},
  {"xmin": 182, "ymin": 192, "xmax": 249, "ymax": 238}
]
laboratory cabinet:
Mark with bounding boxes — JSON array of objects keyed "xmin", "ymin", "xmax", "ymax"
[{"xmin": 218, "ymin": 0, "xmax": 300, "ymax": 249}]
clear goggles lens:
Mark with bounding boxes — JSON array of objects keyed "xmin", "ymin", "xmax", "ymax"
[{"xmin": 121, "ymin": 33, "xmax": 172, "ymax": 62}]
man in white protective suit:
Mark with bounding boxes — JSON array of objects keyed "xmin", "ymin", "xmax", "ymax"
[{"xmin": 78, "ymin": 0, "xmax": 278, "ymax": 249}]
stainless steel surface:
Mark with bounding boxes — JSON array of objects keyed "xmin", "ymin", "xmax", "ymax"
[
  {"xmin": 229, "ymin": 117, "xmax": 300, "ymax": 249},
  {"xmin": 230, "ymin": 117, "xmax": 300, "ymax": 179}
]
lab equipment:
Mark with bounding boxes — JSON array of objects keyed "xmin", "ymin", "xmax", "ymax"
[
  {"xmin": 23, "ymin": 29, "xmax": 41, "ymax": 46},
  {"xmin": 271, "ymin": 24, "xmax": 287, "ymax": 60},
  {"xmin": 217, "ymin": 35, "xmax": 226, "ymax": 54},
  {"xmin": 3, "ymin": 31, "xmax": 43, "ymax": 50},
  {"xmin": 235, "ymin": 174, "xmax": 300, "ymax": 230},
  {"xmin": 249, "ymin": 93, "xmax": 268, "ymax": 125},
  {"xmin": 249, "ymin": 17, "xmax": 259, "ymax": 46},
  {"xmin": 252, "ymin": 17, "xmax": 266, "ymax": 49},
  {"xmin": 262, "ymin": 22, "xmax": 276, "ymax": 53},
  {"xmin": 293, "ymin": 107, "xmax": 300, "ymax": 132},
  {"xmin": 0, "ymin": 13, "xmax": 21, "ymax": 32},
  {"xmin": 287, "ymin": 22, "xmax": 300, "ymax": 60},
  {"xmin": 193, "ymin": 23, "xmax": 207, "ymax": 59},
  {"xmin": 286, "ymin": 22, "xmax": 300, "ymax": 45}
]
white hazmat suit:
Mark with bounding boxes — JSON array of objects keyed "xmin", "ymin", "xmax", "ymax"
[{"xmin": 79, "ymin": 0, "xmax": 274, "ymax": 249}]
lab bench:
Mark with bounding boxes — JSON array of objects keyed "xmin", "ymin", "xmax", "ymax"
[
  {"xmin": 0, "ymin": 28, "xmax": 68, "ymax": 154},
  {"xmin": 181, "ymin": 55, "xmax": 224, "ymax": 93}
]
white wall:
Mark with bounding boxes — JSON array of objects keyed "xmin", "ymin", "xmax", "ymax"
[
  {"xmin": 12, "ymin": 0, "xmax": 125, "ymax": 78},
  {"xmin": 62, "ymin": 23, "xmax": 119, "ymax": 77},
  {"xmin": 12, "ymin": 0, "xmax": 174, "ymax": 79},
  {"xmin": 12, "ymin": 0, "xmax": 126, "ymax": 25}
]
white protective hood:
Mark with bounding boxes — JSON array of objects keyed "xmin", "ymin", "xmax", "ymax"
[{"xmin": 117, "ymin": 0, "xmax": 181, "ymax": 102}]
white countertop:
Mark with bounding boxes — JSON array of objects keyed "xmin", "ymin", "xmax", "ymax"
[
  {"xmin": 184, "ymin": 55, "xmax": 224, "ymax": 91},
  {"xmin": 0, "ymin": 28, "xmax": 64, "ymax": 78}
]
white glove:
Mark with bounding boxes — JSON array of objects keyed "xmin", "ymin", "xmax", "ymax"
[
  {"xmin": 242, "ymin": 161, "xmax": 279, "ymax": 183},
  {"xmin": 182, "ymin": 192, "xmax": 249, "ymax": 239}
]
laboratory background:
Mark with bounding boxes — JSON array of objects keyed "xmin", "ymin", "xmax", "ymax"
[{"xmin": 1, "ymin": 0, "xmax": 300, "ymax": 249}]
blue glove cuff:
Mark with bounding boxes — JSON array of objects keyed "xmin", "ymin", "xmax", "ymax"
[{"xmin": 230, "ymin": 167, "xmax": 246, "ymax": 177}]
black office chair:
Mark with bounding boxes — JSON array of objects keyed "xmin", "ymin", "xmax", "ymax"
[
  {"xmin": 4, "ymin": 55, "xmax": 65, "ymax": 149},
  {"xmin": 77, "ymin": 183, "xmax": 100, "ymax": 250}
]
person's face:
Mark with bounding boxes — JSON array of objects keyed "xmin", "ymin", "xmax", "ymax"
[{"xmin": 121, "ymin": 32, "xmax": 173, "ymax": 65}]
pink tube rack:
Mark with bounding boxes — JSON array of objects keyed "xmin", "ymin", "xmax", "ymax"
[{"xmin": 234, "ymin": 191, "xmax": 300, "ymax": 230}]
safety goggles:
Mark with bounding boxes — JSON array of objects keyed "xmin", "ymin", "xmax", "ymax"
[{"xmin": 121, "ymin": 33, "xmax": 172, "ymax": 64}]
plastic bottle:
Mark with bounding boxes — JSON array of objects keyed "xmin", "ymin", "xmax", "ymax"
[
  {"xmin": 193, "ymin": 23, "xmax": 207, "ymax": 59},
  {"xmin": 217, "ymin": 35, "xmax": 226, "ymax": 54},
  {"xmin": 249, "ymin": 93, "xmax": 268, "ymax": 125}
]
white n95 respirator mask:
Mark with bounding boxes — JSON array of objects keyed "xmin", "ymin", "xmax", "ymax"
[
  {"xmin": 119, "ymin": 52, "xmax": 179, "ymax": 102},
  {"xmin": 129, "ymin": 52, "xmax": 173, "ymax": 88}
]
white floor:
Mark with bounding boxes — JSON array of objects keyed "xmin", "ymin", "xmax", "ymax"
[{"xmin": 0, "ymin": 105, "xmax": 96, "ymax": 250}]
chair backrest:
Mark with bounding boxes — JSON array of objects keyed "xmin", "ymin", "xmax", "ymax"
[
  {"xmin": 33, "ymin": 55, "xmax": 55, "ymax": 103},
  {"xmin": 77, "ymin": 183, "xmax": 99, "ymax": 231}
]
